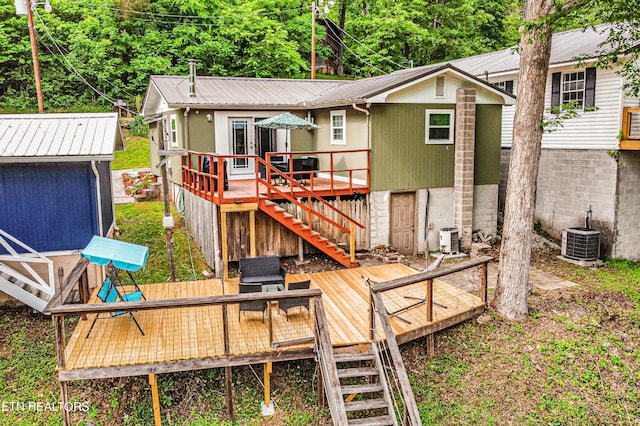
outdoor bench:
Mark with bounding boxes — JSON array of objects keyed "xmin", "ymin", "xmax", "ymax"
[{"xmin": 239, "ymin": 256, "xmax": 286, "ymax": 287}]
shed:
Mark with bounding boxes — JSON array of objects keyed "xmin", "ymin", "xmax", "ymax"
[{"xmin": 0, "ymin": 112, "xmax": 123, "ymax": 310}]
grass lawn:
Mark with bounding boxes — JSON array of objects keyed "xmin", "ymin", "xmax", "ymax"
[
  {"xmin": 0, "ymin": 196, "xmax": 638, "ymax": 425},
  {"xmin": 112, "ymin": 129, "xmax": 151, "ymax": 171}
]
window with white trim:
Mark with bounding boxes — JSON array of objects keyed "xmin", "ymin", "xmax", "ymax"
[
  {"xmin": 425, "ymin": 110, "xmax": 454, "ymax": 144},
  {"xmin": 562, "ymin": 71, "xmax": 585, "ymax": 107},
  {"xmin": 330, "ymin": 110, "xmax": 346, "ymax": 145},
  {"xmin": 170, "ymin": 114, "xmax": 178, "ymax": 147}
]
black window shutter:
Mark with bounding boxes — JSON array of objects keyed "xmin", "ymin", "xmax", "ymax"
[
  {"xmin": 505, "ymin": 80, "xmax": 514, "ymax": 94},
  {"xmin": 585, "ymin": 67, "xmax": 596, "ymax": 108},
  {"xmin": 551, "ymin": 72, "xmax": 561, "ymax": 107}
]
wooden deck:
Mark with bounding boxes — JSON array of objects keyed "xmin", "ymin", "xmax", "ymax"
[
  {"xmin": 207, "ymin": 176, "xmax": 369, "ymax": 204},
  {"xmin": 59, "ymin": 264, "xmax": 484, "ymax": 381}
]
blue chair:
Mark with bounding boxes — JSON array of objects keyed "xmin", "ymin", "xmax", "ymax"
[{"xmin": 85, "ymin": 276, "xmax": 145, "ymax": 338}]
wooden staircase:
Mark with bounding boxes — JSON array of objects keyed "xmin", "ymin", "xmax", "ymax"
[
  {"xmin": 259, "ymin": 199, "xmax": 359, "ymax": 268},
  {"xmin": 0, "ymin": 229, "xmax": 56, "ymax": 313},
  {"xmin": 0, "ymin": 268, "xmax": 52, "ymax": 312},
  {"xmin": 335, "ymin": 347, "xmax": 398, "ymax": 425}
]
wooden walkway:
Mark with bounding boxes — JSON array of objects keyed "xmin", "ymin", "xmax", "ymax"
[{"xmin": 60, "ymin": 264, "xmax": 484, "ymax": 380}]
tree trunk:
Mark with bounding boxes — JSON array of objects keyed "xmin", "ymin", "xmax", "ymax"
[{"xmin": 493, "ymin": 0, "xmax": 554, "ymax": 320}]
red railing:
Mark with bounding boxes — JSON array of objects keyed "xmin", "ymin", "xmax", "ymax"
[{"xmin": 182, "ymin": 149, "xmax": 371, "ymax": 205}]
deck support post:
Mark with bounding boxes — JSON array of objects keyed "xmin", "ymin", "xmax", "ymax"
[
  {"xmin": 225, "ymin": 366, "xmax": 234, "ymax": 420},
  {"xmin": 349, "ymin": 222, "xmax": 356, "ymax": 264},
  {"xmin": 149, "ymin": 374, "xmax": 162, "ymax": 426},
  {"xmin": 261, "ymin": 361, "xmax": 275, "ymax": 415},
  {"xmin": 221, "ymin": 210, "xmax": 229, "ymax": 280},
  {"xmin": 59, "ymin": 381, "xmax": 71, "ymax": 426},
  {"xmin": 249, "ymin": 210, "xmax": 256, "ymax": 258},
  {"xmin": 53, "ymin": 315, "xmax": 71, "ymax": 426},
  {"xmin": 425, "ymin": 278, "xmax": 435, "ymax": 357},
  {"xmin": 425, "ymin": 333, "xmax": 435, "ymax": 357},
  {"xmin": 481, "ymin": 262, "xmax": 488, "ymax": 307},
  {"xmin": 316, "ymin": 361, "xmax": 325, "ymax": 408},
  {"xmin": 78, "ymin": 270, "xmax": 89, "ymax": 320}
]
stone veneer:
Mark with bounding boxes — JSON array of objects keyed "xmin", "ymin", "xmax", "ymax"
[{"xmin": 453, "ymin": 88, "xmax": 477, "ymax": 250}]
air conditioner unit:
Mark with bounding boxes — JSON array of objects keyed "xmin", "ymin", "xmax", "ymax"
[
  {"xmin": 439, "ymin": 227, "xmax": 459, "ymax": 254},
  {"xmin": 562, "ymin": 228, "xmax": 600, "ymax": 261}
]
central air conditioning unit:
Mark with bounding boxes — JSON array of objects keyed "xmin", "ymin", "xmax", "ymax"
[
  {"xmin": 439, "ymin": 227, "xmax": 459, "ymax": 254},
  {"xmin": 562, "ymin": 228, "xmax": 600, "ymax": 261}
]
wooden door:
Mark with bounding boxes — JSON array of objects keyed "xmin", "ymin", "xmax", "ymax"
[{"xmin": 390, "ymin": 192, "xmax": 416, "ymax": 255}]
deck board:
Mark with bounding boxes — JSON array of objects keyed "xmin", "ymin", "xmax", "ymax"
[{"xmin": 62, "ymin": 264, "xmax": 484, "ymax": 378}]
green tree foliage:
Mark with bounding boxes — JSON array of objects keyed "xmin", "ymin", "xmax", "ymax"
[{"xmin": 2, "ymin": 0, "xmax": 592, "ymax": 112}]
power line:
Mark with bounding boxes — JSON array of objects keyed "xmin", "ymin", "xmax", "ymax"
[
  {"xmin": 34, "ymin": 10, "xmax": 137, "ymax": 114},
  {"xmin": 321, "ymin": 16, "xmax": 387, "ymax": 75},
  {"xmin": 319, "ymin": 11, "xmax": 408, "ymax": 69}
]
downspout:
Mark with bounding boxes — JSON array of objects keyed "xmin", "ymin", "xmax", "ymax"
[
  {"xmin": 352, "ymin": 102, "xmax": 371, "ymax": 249},
  {"xmin": 91, "ymin": 161, "xmax": 104, "ymax": 236}
]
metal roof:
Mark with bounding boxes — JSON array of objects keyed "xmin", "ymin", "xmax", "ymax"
[
  {"xmin": 147, "ymin": 75, "xmax": 347, "ymax": 109},
  {"xmin": 449, "ymin": 24, "xmax": 631, "ymax": 76},
  {"xmin": 0, "ymin": 112, "xmax": 122, "ymax": 163}
]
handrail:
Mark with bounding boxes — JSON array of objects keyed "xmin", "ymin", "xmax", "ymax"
[
  {"xmin": 369, "ymin": 256, "xmax": 492, "ymax": 293},
  {"xmin": 371, "ymin": 291, "xmax": 421, "ymax": 425},
  {"xmin": 313, "ymin": 297, "xmax": 349, "ymax": 425},
  {"xmin": 47, "ymin": 288, "xmax": 323, "ymax": 315},
  {"xmin": 0, "ymin": 228, "xmax": 55, "ymax": 296},
  {"xmin": 257, "ymin": 158, "xmax": 365, "ymax": 230}
]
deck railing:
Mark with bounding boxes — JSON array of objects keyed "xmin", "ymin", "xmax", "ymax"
[
  {"xmin": 365, "ymin": 256, "xmax": 493, "ymax": 425},
  {"xmin": 181, "ymin": 149, "xmax": 371, "ymax": 205},
  {"xmin": 621, "ymin": 107, "xmax": 640, "ymax": 150},
  {"xmin": 182, "ymin": 150, "xmax": 367, "ymax": 263},
  {"xmin": 0, "ymin": 228, "xmax": 55, "ymax": 299}
]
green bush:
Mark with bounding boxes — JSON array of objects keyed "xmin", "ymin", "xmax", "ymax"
[{"xmin": 129, "ymin": 115, "xmax": 149, "ymax": 137}]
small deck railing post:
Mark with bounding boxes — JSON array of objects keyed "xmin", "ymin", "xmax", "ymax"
[
  {"xmin": 481, "ymin": 261, "xmax": 488, "ymax": 307},
  {"xmin": 350, "ymin": 222, "xmax": 356, "ymax": 263},
  {"xmin": 426, "ymin": 279, "xmax": 433, "ymax": 322},
  {"xmin": 368, "ymin": 286, "xmax": 375, "ymax": 341}
]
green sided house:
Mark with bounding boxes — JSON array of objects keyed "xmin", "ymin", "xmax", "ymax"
[{"xmin": 142, "ymin": 64, "xmax": 514, "ymax": 273}]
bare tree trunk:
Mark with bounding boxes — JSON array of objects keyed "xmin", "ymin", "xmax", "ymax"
[{"xmin": 494, "ymin": 0, "xmax": 554, "ymax": 320}]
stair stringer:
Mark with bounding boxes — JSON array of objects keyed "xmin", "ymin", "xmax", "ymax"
[{"xmin": 259, "ymin": 199, "xmax": 359, "ymax": 268}]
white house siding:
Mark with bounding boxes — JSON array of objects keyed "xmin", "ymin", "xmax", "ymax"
[
  {"xmin": 613, "ymin": 152, "xmax": 640, "ymax": 260},
  {"xmin": 500, "ymin": 67, "xmax": 623, "ymax": 149},
  {"xmin": 369, "ymin": 185, "xmax": 497, "ymax": 253}
]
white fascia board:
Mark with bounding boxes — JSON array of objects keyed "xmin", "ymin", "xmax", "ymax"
[
  {"xmin": 0, "ymin": 155, "xmax": 113, "ymax": 163},
  {"xmin": 368, "ymin": 67, "xmax": 515, "ymax": 105}
]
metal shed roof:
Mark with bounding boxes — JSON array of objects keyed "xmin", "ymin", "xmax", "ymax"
[{"xmin": 0, "ymin": 112, "xmax": 122, "ymax": 163}]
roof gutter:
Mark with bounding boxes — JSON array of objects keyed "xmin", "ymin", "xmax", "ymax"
[{"xmin": 352, "ymin": 103, "xmax": 370, "ymax": 116}]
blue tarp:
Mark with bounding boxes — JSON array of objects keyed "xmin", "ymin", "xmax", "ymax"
[{"xmin": 81, "ymin": 236, "xmax": 149, "ymax": 272}]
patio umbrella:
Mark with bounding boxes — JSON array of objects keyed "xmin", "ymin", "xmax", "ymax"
[{"xmin": 253, "ymin": 112, "xmax": 319, "ymax": 150}]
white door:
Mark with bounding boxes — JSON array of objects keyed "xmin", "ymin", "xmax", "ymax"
[{"xmin": 229, "ymin": 118, "xmax": 256, "ymax": 176}]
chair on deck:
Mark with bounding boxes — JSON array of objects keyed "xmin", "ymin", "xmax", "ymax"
[
  {"xmin": 279, "ymin": 280, "xmax": 311, "ymax": 320},
  {"xmin": 238, "ymin": 283, "xmax": 268, "ymax": 322},
  {"xmin": 86, "ymin": 275, "xmax": 145, "ymax": 338}
]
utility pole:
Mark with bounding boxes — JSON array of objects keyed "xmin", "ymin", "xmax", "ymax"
[
  {"xmin": 25, "ymin": 0, "xmax": 45, "ymax": 113},
  {"xmin": 157, "ymin": 119, "xmax": 176, "ymax": 282},
  {"xmin": 311, "ymin": 1, "xmax": 316, "ymax": 79}
]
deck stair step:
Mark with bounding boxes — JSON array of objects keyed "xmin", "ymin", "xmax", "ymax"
[
  {"xmin": 341, "ymin": 383, "xmax": 384, "ymax": 395},
  {"xmin": 344, "ymin": 398, "xmax": 390, "ymax": 412},
  {"xmin": 337, "ymin": 367, "xmax": 379, "ymax": 378},
  {"xmin": 334, "ymin": 352, "xmax": 375, "ymax": 363},
  {"xmin": 347, "ymin": 415, "xmax": 395, "ymax": 425},
  {"xmin": 0, "ymin": 265, "xmax": 50, "ymax": 312},
  {"xmin": 258, "ymin": 199, "xmax": 359, "ymax": 268}
]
